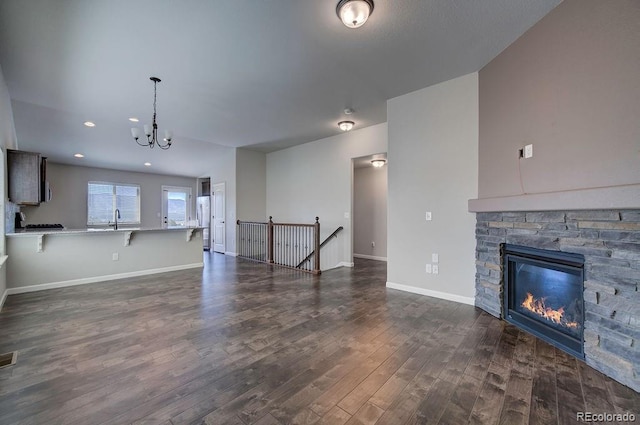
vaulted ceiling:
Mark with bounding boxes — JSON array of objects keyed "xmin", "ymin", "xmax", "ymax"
[{"xmin": 0, "ymin": 0, "xmax": 561, "ymax": 177}]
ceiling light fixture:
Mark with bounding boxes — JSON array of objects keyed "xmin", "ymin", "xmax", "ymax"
[
  {"xmin": 74, "ymin": 153, "xmax": 84, "ymax": 158},
  {"xmin": 336, "ymin": 0, "xmax": 374, "ymax": 29},
  {"xmin": 338, "ymin": 120, "xmax": 355, "ymax": 131},
  {"xmin": 129, "ymin": 117, "xmax": 139, "ymax": 122},
  {"xmin": 144, "ymin": 162, "xmax": 151, "ymax": 167},
  {"xmin": 371, "ymin": 159, "xmax": 386, "ymax": 168},
  {"xmin": 84, "ymin": 121, "xmax": 95, "ymax": 127},
  {"xmin": 131, "ymin": 77, "xmax": 173, "ymax": 150}
]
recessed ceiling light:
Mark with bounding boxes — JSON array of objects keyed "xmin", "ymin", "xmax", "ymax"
[
  {"xmin": 144, "ymin": 162, "xmax": 151, "ymax": 167},
  {"xmin": 74, "ymin": 153, "xmax": 84, "ymax": 158},
  {"xmin": 84, "ymin": 121, "xmax": 95, "ymax": 127},
  {"xmin": 129, "ymin": 117, "xmax": 139, "ymax": 122}
]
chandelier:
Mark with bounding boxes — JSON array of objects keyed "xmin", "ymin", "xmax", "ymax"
[{"xmin": 131, "ymin": 77, "xmax": 173, "ymax": 149}]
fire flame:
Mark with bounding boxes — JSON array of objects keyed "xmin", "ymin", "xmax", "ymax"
[{"xmin": 521, "ymin": 292, "xmax": 579, "ymax": 329}]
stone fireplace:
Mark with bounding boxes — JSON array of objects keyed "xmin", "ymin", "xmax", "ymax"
[{"xmin": 474, "ymin": 210, "xmax": 640, "ymax": 392}]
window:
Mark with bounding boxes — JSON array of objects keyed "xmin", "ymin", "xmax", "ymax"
[{"xmin": 87, "ymin": 182, "xmax": 140, "ymax": 225}]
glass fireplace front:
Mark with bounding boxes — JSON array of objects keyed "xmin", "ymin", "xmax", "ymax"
[{"xmin": 503, "ymin": 244, "xmax": 585, "ymax": 359}]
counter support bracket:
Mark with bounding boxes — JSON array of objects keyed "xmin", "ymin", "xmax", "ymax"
[
  {"xmin": 37, "ymin": 235, "xmax": 44, "ymax": 253},
  {"xmin": 186, "ymin": 229, "xmax": 195, "ymax": 242},
  {"xmin": 124, "ymin": 231, "xmax": 133, "ymax": 247}
]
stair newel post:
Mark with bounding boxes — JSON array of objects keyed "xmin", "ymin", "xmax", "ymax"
[
  {"xmin": 268, "ymin": 216, "xmax": 274, "ymax": 264},
  {"xmin": 313, "ymin": 217, "xmax": 321, "ymax": 274}
]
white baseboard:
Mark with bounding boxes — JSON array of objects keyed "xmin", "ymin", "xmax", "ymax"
[
  {"xmin": 353, "ymin": 254, "xmax": 387, "ymax": 262},
  {"xmin": 0, "ymin": 289, "xmax": 7, "ymax": 312},
  {"xmin": 225, "ymin": 251, "xmax": 239, "ymax": 257},
  {"xmin": 6, "ymin": 263, "xmax": 204, "ymax": 295},
  {"xmin": 386, "ymin": 281, "xmax": 475, "ymax": 306},
  {"xmin": 338, "ymin": 262, "xmax": 354, "ymax": 268}
]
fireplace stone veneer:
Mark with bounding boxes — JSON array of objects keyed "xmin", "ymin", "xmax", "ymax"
[{"xmin": 475, "ymin": 210, "xmax": 640, "ymax": 392}]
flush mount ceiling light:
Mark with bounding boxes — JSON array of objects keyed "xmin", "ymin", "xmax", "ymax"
[
  {"xmin": 144, "ymin": 162, "xmax": 151, "ymax": 167},
  {"xmin": 371, "ymin": 159, "xmax": 386, "ymax": 168},
  {"xmin": 74, "ymin": 153, "xmax": 84, "ymax": 158},
  {"xmin": 338, "ymin": 120, "xmax": 355, "ymax": 131},
  {"xmin": 336, "ymin": 0, "xmax": 374, "ymax": 29},
  {"xmin": 129, "ymin": 117, "xmax": 139, "ymax": 122},
  {"xmin": 131, "ymin": 77, "xmax": 173, "ymax": 150},
  {"xmin": 83, "ymin": 121, "xmax": 95, "ymax": 127}
]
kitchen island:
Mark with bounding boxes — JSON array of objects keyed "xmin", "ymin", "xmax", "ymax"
[{"xmin": 6, "ymin": 227, "xmax": 204, "ymax": 293}]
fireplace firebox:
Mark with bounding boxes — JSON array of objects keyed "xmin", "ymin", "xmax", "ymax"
[{"xmin": 503, "ymin": 244, "xmax": 585, "ymax": 359}]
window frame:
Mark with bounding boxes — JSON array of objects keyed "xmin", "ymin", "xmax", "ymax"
[{"xmin": 87, "ymin": 181, "xmax": 141, "ymax": 226}]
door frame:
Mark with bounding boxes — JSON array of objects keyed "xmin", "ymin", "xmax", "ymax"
[
  {"xmin": 212, "ymin": 182, "xmax": 226, "ymax": 253},
  {"xmin": 161, "ymin": 185, "xmax": 193, "ymax": 228}
]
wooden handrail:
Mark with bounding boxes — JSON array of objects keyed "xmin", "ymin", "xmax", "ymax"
[{"xmin": 296, "ymin": 225, "xmax": 343, "ymax": 269}]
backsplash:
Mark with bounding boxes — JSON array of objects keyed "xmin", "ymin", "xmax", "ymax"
[{"xmin": 5, "ymin": 201, "xmax": 19, "ymax": 234}]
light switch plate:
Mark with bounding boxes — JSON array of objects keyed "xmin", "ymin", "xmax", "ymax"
[
  {"xmin": 432, "ymin": 265, "xmax": 439, "ymax": 275},
  {"xmin": 344, "ymin": 212, "xmax": 350, "ymax": 219},
  {"xmin": 524, "ymin": 144, "xmax": 533, "ymax": 158},
  {"xmin": 425, "ymin": 264, "xmax": 432, "ymax": 274},
  {"xmin": 425, "ymin": 211, "xmax": 432, "ymax": 221},
  {"xmin": 432, "ymin": 253, "xmax": 439, "ymax": 263}
]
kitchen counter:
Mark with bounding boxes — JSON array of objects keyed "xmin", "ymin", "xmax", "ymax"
[
  {"xmin": 6, "ymin": 226, "xmax": 204, "ymax": 293},
  {"xmin": 7, "ymin": 226, "xmax": 203, "ymax": 236}
]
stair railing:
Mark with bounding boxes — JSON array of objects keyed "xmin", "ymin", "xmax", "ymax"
[{"xmin": 237, "ymin": 217, "xmax": 321, "ymax": 274}]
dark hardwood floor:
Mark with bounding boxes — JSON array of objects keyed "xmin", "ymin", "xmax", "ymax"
[{"xmin": 0, "ymin": 255, "xmax": 638, "ymax": 425}]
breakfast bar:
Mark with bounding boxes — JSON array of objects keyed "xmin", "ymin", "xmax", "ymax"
[{"xmin": 6, "ymin": 227, "xmax": 204, "ymax": 293}]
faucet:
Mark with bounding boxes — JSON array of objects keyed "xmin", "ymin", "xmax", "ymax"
[{"xmin": 110, "ymin": 209, "xmax": 121, "ymax": 230}]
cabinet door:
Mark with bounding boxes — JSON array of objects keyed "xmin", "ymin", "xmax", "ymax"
[{"xmin": 8, "ymin": 150, "xmax": 41, "ymax": 205}]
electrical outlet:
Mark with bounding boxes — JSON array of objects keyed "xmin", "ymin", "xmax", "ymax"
[
  {"xmin": 524, "ymin": 144, "xmax": 533, "ymax": 159},
  {"xmin": 425, "ymin": 264, "xmax": 432, "ymax": 274},
  {"xmin": 425, "ymin": 211, "xmax": 432, "ymax": 221},
  {"xmin": 371, "ymin": 241, "xmax": 375, "ymax": 248},
  {"xmin": 112, "ymin": 252, "xmax": 119, "ymax": 261},
  {"xmin": 432, "ymin": 253, "xmax": 439, "ymax": 263},
  {"xmin": 432, "ymin": 265, "xmax": 439, "ymax": 275}
]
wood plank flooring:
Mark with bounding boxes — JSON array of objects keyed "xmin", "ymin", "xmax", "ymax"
[{"xmin": 0, "ymin": 255, "xmax": 638, "ymax": 425}]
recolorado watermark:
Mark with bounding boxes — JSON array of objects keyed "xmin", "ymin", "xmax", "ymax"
[{"xmin": 576, "ymin": 412, "xmax": 636, "ymax": 422}]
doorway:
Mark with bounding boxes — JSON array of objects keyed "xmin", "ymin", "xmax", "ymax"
[
  {"xmin": 161, "ymin": 186, "xmax": 192, "ymax": 228},
  {"xmin": 212, "ymin": 182, "xmax": 226, "ymax": 253},
  {"xmin": 352, "ymin": 154, "xmax": 388, "ymax": 263}
]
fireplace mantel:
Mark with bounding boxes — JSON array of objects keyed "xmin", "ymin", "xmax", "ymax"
[{"xmin": 468, "ymin": 183, "xmax": 640, "ymax": 213}]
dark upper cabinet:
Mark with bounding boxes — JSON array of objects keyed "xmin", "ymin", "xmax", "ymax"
[{"xmin": 7, "ymin": 149, "xmax": 42, "ymax": 205}]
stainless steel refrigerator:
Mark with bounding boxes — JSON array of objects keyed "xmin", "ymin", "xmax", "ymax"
[{"xmin": 196, "ymin": 196, "xmax": 210, "ymax": 250}]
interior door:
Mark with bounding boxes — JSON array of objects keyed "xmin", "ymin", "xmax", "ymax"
[
  {"xmin": 161, "ymin": 186, "xmax": 192, "ymax": 228},
  {"xmin": 212, "ymin": 182, "xmax": 226, "ymax": 253}
]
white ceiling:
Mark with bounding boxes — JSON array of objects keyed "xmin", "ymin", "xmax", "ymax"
[{"xmin": 0, "ymin": 0, "xmax": 561, "ymax": 177}]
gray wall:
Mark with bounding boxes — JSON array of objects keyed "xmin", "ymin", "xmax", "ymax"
[
  {"xmin": 22, "ymin": 163, "xmax": 197, "ymax": 229},
  {"xmin": 387, "ymin": 73, "xmax": 478, "ymax": 302},
  {"xmin": 236, "ymin": 148, "xmax": 266, "ymax": 222},
  {"xmin": 353, "ymin": 165, "xmax": 387, "ymax": 260},
  {"xmin": 267, "ymin": 123, "xmax": 388, "ymax": 268},
  {"xmin": 0, "ymin": 63, "xmax": 17, "ymax": 308},
  {"xmin": 478, "ymin": 0, "xmax": 640, "ymax": 200}
]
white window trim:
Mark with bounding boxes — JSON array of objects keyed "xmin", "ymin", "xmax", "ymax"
[{"xmin": 87, "ymin": 181, "xmax": 141, "ymax": 226}]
